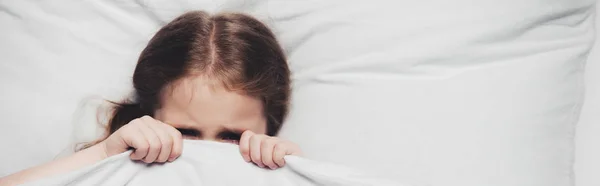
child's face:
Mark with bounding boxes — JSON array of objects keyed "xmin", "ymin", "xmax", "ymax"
[{"xmin": 154, "ymin": 76, "xmax": 267, "ymax": 144}]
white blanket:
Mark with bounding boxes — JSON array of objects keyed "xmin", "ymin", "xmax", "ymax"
[{"xmin": 20, "ymin": 141, "xmax": 401, "ymax": 186}]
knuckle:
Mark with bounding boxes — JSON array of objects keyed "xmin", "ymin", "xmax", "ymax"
[
  {"xmin": 273, "ymin": 143, "xmax": 285, "ymax": 153},
  {"xmin": 161, "ymin": 138, "xmax": 172, "ymax": 147},
  {"xmin": 173, "ymin": 150, "xmax": 182, "ymax": 157},
  {"xmin": 264, "ymin": 138, "xmax": 276, "ymax": 145},
  {"xmin": 161, "ymin": 133, "xmax": 173, "ymax": 142},
  {"xmin": 138, "ymin": 144, "xmax": 149, "ymax": 151},
  {"xmin": 251, "ymin": 149, "xmax": 260, "ymax": 157},
  {"xmin": 249, "ymin": 135, "xmax": 260, "ymax": 143},
  {"xmin": 161, "ymin": 141, "xmax": 171, "ymax": 148},
  {"xmin": 239, "ymin": 145, "xmax": 249, "ymax": 153},
  {"xmin": 170, "ymin": 130, "xmax": 182, "ymax": 139},
  {"xmin": 159, "ymin": 121, "xmax": 171, "ymax": 127},
  {"xmin": 173, "ymin": 130, "xmax": 182, "ymax": 138},
  {"xmin": 149, "ymin": 143, "xmax": 161, "ymax": 151},
  {"xmin": 260, "ymin": 139, "xmax": 270, "ymax": 146},
  {"xmin": 130, "ymin": 118, "xmax": 142, "ymax": 125},
  {"xmin": 241, "ymin": 130, "xmax": 253, "ymax": 137}
]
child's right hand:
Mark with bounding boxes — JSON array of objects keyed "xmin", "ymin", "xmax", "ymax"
[{"xmin": 98, "ymin": 116, "xmax": 183, "ymax": 163}]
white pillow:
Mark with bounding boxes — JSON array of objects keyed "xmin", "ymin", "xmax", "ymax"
[{"xmin": 257, "ymin": 1, "xmax": 594, "ymax": 186}]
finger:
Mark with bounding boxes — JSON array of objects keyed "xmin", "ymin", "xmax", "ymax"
[
  {"xmin": 239, "ymin": 130, "xmax": 254, "ymax": 162},
  {"xmin": 273, "ymin": 143, "xmax": 287, "ymax": 167},
  {"xmin": 279, "ymin": 140, "xmax": 302, "ymax": 155},
  {"xmin": 125, "ymin": 127, "xmax": 149, "ymax": 160},
  {"xmin": 148, "ymin": 122, "xmax": 172, "ymax": 163},
  {"xmin": 261, "ymin": 137, "xmax": 277, "ymax": 169},
  {"xmin": 249, "ymin": 134, "xmax": 266, "ymax": 168},
  {"xmin": 140, "ymin": 115, "xmax": 154, "ymax": 122},
  {"xmin": 289, "ymin": 143, "xmax": 303, "ymax": 156},
  {"xmin": 162, "ymin": 123, "xmax": 183, "ymax": 162},
  {"xmin": 138, "ymin": 123, "xmax": 161, "ymax": 163}
]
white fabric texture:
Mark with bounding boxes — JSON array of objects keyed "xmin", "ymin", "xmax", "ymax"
[
  {"xmin": 19, "ymin": 141, "xmax": 400, "ymax": 186},
  {"xmin": 0, "ymin": 1, "xmax": 597, "ymax": 186},
  {"xmin": 575, "ymin": 3, "xmax": 600, "ymax": 186},
  {"xmin": 265, "ymin": 1, "xmax": 596, "ymax": 186}
]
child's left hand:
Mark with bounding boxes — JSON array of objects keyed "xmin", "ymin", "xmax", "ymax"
[{"xmin": 238, "ymin": 130, "xmax": 302, "ymax": 169}]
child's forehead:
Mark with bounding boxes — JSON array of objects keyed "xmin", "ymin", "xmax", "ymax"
[
  {"xmin": 157, "ymin": 76, "xmax": 265, "ymax": 129},
  {"xmin": 162, "ymin": 76, "xmax": 260, "ymax": 110}
]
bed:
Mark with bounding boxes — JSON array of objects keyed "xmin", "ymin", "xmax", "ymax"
[{"xmin": 0, "ymin": 1, "xmax": 598, "ymax": 186}]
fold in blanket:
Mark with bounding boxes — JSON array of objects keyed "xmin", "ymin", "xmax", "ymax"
[{"xmin": 20, "ymin": 140, "xmax": 402, "ymax": 186}]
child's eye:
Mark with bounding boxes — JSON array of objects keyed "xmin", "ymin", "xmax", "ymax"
[
  {"xmin": 223, "ymin": 139, "xmax": 240, "ymax": 145},
  {"xmin": 219, "ymin": 131, "xmax": 241, "ymax": 144},
  {"xmin": 177, "ymin": 128, "xmax": 200, "ymax": 138}
]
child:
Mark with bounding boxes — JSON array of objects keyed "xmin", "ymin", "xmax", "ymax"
[{"xmin": 0, "ymin": 11, "xmax": 301, "ymax": 185}]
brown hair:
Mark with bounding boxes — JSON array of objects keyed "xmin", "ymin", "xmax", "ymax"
[{"xmin": 97, "ymin": 11, "xmax": 289, "ymax": 144}]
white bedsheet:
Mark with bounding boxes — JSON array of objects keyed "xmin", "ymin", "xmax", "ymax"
[{"xmin": 19, "ymin": 140, "xmax": 401, "ymax": 186}]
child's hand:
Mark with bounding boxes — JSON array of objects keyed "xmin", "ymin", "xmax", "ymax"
[
  {"xmin": 99, "ymin": 116, "xmax": 183, "ymax": 163},
  {"xmin": 238, "ymin": 130, "xmax": 302, "ymax": 169}
]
